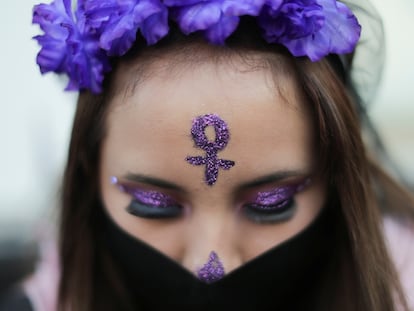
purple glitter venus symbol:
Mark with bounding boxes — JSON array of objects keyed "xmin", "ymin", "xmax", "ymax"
[
  {"xmin": 186, "ymin": 114, "xmax": 235, "ymax": 186},
  {"xmin": 197, "ymin": 251, "xmax": 225, "ymax": 284}
]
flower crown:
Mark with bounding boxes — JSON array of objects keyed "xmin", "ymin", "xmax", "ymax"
[{"xmin": 33, "ymin": 0, "xmax": 361, "ymax": 94}]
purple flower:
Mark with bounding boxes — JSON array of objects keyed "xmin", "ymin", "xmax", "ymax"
[
  {"xmin": 32, "ymin": 0, "xmax": 362, "ymax": 94},
  {"xmin": 84, "ymin": 0, "xmax": 169, "ymax": 56},
  {"xmin": 258, "ymin": 0, "xmax": 361, "ymax": 61},
  {"xmin": 165, "ymin": 0, "xmax": 266, "ymax": 44},
  {"xmin": 33, "ymin": 0, "xmax": 110, "ymax": 93}
]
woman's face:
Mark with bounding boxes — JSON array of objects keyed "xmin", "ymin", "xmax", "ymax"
[{"xmin": 100, "ymin": 56, "xmax": 326, "ymax": 275}]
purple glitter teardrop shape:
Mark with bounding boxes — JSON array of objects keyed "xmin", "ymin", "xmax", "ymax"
[{"xmin": 197, "ymin": 251, "xmax": 225, "ymax": 284}]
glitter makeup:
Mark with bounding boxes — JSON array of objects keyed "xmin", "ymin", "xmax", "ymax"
[
  {"xmin": 111, "ymin": 176, "xmax": 181, "ymax": 218},
  {"xmin": 243, "ymin": 179, "xmax": 311, "ymax": 223},
  {"xmin": 186, "ymin": 114, "xmax": 235, "ymax": 186},
  {"xmin": 197, "ymin": 251, "xmax": 225, "ymax": 284},
  {"xmin": 111, "ymin": 176, "xmax": 176, "ymax": 207},
  {"xmin": 253, "ymin": 179, "xmax": 311, "ymax": 209},
  {"xmin": 253, "ymin": 186, "xmax": 297, "ymax": 209}
]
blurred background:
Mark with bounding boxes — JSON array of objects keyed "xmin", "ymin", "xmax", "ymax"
[{"xmin": 0, "ymin": 0, "xmax": 413, "ymax": 295}]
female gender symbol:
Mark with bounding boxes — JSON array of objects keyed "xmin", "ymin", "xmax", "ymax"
[{"xmin": 186, "ymin": 114, "xmax": 235, "ymax": 186}]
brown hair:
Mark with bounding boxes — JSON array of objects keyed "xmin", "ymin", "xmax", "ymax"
[{"xmin": 58, "ymin": 22, "xmax": 413, "ymax": 311}]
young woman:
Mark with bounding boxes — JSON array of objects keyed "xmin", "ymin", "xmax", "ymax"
[{"xmin": 2, "ymin": 0, "xmax": 414, "ymax": 310}]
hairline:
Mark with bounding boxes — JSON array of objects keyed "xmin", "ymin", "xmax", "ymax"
[{"xmin": 106, "ymin": 41, "xmax": 302, "ymax": 114}]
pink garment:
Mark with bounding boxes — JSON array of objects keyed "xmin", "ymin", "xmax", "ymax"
[
  {"xmin": 22, "ymin": 218, "xmax": 414, "ymax": 311},
  {"xmin": 23, "ymin": 237, "xmax": 59, "ymax": 311},
  {"xmin": 384, "ymin": 217, "xmax": 414, "ymax": 310}
]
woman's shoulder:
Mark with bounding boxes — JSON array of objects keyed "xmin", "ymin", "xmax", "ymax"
[
  {"xmin": 384, "ymin": 216, "xmax": 414, "ymax": 309},
  {"xmin": 0, "ymin": 287, "xmax": 33, "ymax": 311}
]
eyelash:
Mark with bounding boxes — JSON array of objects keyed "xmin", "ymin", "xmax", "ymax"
[
  {"xmin": 242, "ymin": 198, "xmax": 296, "ymax": 224},
  {"xmin": 127, "ymin": 200, "xmax": 182, "ymax": 219},
  {"xmin": 241, "ymin": 185, "xmax": 301, "ymax": 224}
]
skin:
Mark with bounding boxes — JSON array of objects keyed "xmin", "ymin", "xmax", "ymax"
[{"xmin": 100, "ymin": 56, "xmax": 326, "ymax": 276}]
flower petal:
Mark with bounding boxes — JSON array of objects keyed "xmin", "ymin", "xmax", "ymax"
[
  {"xmin": 65, "ymin": 35, "xmax": 110, "ymax": 93},
  {"xmin": 34, "ymin": 34, "xmax": 67, "ymax": 73},
  {"xmin": 33, "ymin": 0, "xmax": 111, "ymax": 93},
  {"xmin": 174, "ymin": 3, "xmax": 222, "ymax": 34},
  {"xmin": 140, "ymin": 7, "xmax": 169, "ymax": 45},
  {"xmin": 282, "ymin": 0, "xmax": 361, "ymax": 60},
  {"xmin": 317, "ymin": 0, "xmax": 361, "ymax": 54},
  {"xmin": 163, "ymin": 0, "xmax": 203, "ymax": 6},
  {"xmin": 259, "ymin": 0, "xmax": 360, "ymax": 61},
  {"xmin": 94, "ymin": 0, "xmax": 169, "ymax": 55},
  {"xmin": 32, "ymin": 0, "xmax": 74, "ymax": 73},
  {"xmin": 204, "ymin": 15, "xmax": 240, "ymax": 45},
  {"xmin": 171, "ymin": 0, "xmax": 261, "ymax": 43},
  {"xmin": 222, "ymin": 0, "xmax": 265, "ymax": 16},
  {"xmin": 99, "ymin": 13, "xmax": 137, "ymax": 54},
  {"xmin": 82, "ymin": 0, "xmax": 119, "ymax": 30},
  {"xmin": 263, "ymin": 0, "xmax": 284, "ymax": 12}
]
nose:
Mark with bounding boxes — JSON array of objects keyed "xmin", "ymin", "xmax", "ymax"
[{"xmin": 181, "ymin": 205, "xmax": 243, "ymax": 280}]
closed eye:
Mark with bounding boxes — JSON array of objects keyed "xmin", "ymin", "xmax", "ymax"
[
  {"xmin": 111, "ymin": 176, "xmax": 183, "ymax": 219},
  {"xmin": 127, "ymin": 200, "xmax": 182, "ymax": 219},
  {"xmin": 242, "ymin": 180, "xmax": 309, "ymax": 224},
  {"xmin": 243, "ymin": 198, "xmax": 296, "ymax": 224}
]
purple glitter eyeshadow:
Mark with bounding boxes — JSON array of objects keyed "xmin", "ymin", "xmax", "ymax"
[
  {"xmin": 253, "ymin": 179, "xmax": 311, "ymax": 209},
  {"xmin": 111, "ymin": 176, "xmax": 176, "ymax": 207},
  {"xmin": 197, "ymin": 251, "xmax": 225, "ymax": 284},
  {"xmin": 255, "ymin": 186, "xmax": 296, "ymax": 207},
  {"xmin": 186, "ymin": 114, "xmax": 235, "ymax": 186}
]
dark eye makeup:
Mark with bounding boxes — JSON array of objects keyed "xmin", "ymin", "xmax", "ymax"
[
  {"xmin": 112, "ymin": 176, "xmax": 309, "ymax": 223},
  {"xmin": 242, "ymin": 198, "xmax": 296, "ymax": 224},
  {"xmin": 127, "ymin": 200, "xmax": 182, "ymax": 219},
  {"xmin": 240, "ymin": 182, "xmax": 306, "ymax": 223},
  {"xmin": 111, "ymin": 177, "xmax": 183, "ymax": 219}
]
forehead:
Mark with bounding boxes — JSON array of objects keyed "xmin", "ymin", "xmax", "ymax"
[
  {"xmin": 103, "ymin": 58, "xmax": 314, "ymax": 188},
  {"xmin": 109, "ymin": 52, "xmax": 306, "ymax": 123}
]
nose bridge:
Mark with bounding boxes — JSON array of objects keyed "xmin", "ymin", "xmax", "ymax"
[{"xmin": 182, "ymin": 201, "xmax": 242, "ymax": 277}]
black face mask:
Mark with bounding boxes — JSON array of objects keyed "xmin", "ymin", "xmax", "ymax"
[{"xmin": 102, "ymin": 206, "xmax": 336, "ymax": 311}]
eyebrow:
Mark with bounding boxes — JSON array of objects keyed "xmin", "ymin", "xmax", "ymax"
[
  {"xmin": 123, "ymin": 173, "xmax": 186, "ymax": 193},
  {"xmin": 122, "ymin": 169, "xmax": 309, "ymax": 194},
  {"xmin": 237, "ymin": 170, "xmax": 309, "ymax": 190}
]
